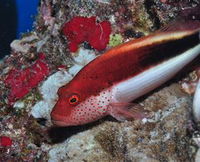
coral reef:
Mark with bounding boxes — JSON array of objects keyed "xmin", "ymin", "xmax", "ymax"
[{"xmin": 0, "ymin": 0, "xmax": 200, "ymax": 161}]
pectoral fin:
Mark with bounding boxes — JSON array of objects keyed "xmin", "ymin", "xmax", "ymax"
[{"xmin": 108, "ymin": 102, "xmax": 148, "ymax": 121}]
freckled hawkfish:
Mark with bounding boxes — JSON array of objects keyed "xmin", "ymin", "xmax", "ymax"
[{"xmin": 51, "ymin": 21, "xmax": 200, "ymax": 126}]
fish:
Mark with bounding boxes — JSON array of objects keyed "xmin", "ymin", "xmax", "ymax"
[{"xmin": 51, "ymin": 23, "xmax": 200, "ymax": 127}]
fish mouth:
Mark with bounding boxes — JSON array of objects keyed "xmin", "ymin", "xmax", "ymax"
[{"xmin": 51, "ymin": 113, "xmax": 69, "ymax": 126}]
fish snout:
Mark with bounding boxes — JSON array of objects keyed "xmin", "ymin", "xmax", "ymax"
[{"xmin": 51, "ymin": 111, "xmax": 68, "ymax": 126}]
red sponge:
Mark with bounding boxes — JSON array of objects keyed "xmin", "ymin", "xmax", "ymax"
[
  {"xmin": 5, "ymin": 53, "xmax": 49, "ymax": 104},
  {"xmin": 63, "ymin": 16, "xmax": 111, "ymax": 52}
]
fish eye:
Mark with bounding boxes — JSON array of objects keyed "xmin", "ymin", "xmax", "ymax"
[{"xmin": 68, "ymin": 94, "xmax": 79, "ymax": 105}]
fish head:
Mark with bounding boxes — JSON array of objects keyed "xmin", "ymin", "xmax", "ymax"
[{"xmin": 51, "ymin": 81, "xmax": 112, "ymax": 126}]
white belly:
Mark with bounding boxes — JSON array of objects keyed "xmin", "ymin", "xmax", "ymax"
[{"xmin": 113, "ymin": 44, "xmax": 200, "ymax": 102}]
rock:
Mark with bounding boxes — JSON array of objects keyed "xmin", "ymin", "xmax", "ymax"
[{"xmin": 48, "ymin": 84, "xmax": 193, "ymax": 161}]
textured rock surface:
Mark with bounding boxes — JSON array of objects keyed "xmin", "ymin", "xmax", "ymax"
[
  {"xmin": 48, "ymin": 83, "xmax": 193, "ymax": 162},
  {"xmin": 0, "ymin": 0, "xmax": 200, "ymax": 161}
]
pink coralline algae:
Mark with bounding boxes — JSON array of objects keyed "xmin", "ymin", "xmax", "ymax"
[
  {"xmin": 5, "ymin": 53, "xmax": 49, "ymax": 104},
  {"xmin": 0, "ymin": 136, "xmax": 12, "ymax": 147},
  {"xmin": 62, "ymin": 16, "xmax": 111, "ymax": 52}
]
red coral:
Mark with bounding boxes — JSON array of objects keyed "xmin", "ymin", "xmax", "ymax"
[
  {"xmin": 62, "ymin": 16, "xmax": 111, "ymax": 52},
  {"xmin": 0, "ymin": 136, "xmax": 12, "ymax": 147},
  {"xmin": 5, "ymin": 53, "xmax": 49, "ymax": 105}
]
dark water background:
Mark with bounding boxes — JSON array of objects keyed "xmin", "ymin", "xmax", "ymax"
[{"xmin": 0, "ymin": 0, "xmax": 39, "ymax": 59}]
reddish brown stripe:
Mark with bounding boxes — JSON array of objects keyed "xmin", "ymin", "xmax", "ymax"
[{"xmin": 65, "ymin": 31, "xmax": 200, "ymax": 102}]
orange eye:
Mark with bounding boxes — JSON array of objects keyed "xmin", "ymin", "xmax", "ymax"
[{"xmin": 68, "ymin": 94, "xmax": 79, "ymax": 105}]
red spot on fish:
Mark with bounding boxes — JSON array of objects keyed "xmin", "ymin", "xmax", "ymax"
[
  {"xmin": 0, "ymin": 136, "xmax": 12, "ymax": 147},
  {"xmin": 62, "ymin": 16, "xmax": 111, "ymax": 52},
  {"xmin": 5, "ymin": 53, "xmax": 49, "ymax": 105}
]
